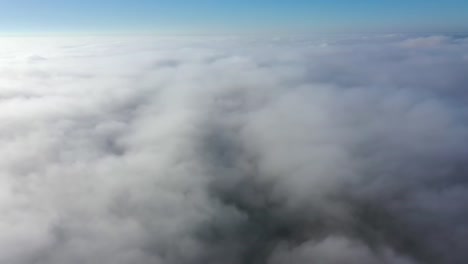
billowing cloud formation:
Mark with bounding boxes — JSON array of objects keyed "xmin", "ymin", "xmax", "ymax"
[{"xmin": 0, "ymin": 34, "xmax": 467, "ymax": 264}]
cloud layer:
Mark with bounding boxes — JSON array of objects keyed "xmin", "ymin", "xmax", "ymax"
[{"xmin": 0, "ymin": 34, "xmax": 467, "ymax": 264}]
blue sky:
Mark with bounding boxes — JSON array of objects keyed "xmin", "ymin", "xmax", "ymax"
[{"xmin": 1, "ymin": 0, "xmax": 467, "ymax": 34}]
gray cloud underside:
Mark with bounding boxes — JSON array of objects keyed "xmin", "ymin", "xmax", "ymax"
[{"xmin": 0, "ymin": 34, "xmax": 467, "ymax": 264}]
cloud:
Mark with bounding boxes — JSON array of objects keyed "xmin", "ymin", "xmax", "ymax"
[{"xmin": 0, "ymin": 34, "xmax": 467, "ymax": 264}]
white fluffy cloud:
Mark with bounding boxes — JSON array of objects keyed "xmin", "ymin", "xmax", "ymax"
[{"xmin": 0, "ymin": 34, "xmax": 467, "ymax": 264}]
